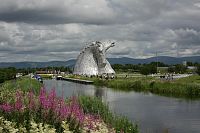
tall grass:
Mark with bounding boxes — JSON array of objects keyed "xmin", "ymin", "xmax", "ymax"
[
  {"xmin": 148, "ymin": 81, "xmax": 200, "ymax": 98},
  {"xmin": 91, "ymin": 76, "xmax": 200, "ymax": 98},
  {"xmin": 93, "ymin": 78, "xmax": 146, "ymax": 92},
  {"xmin": 106, "ymin": 80, "xmax": 200, "ymax": 99},
  {"xmin": 0, "ymin": 77, "xmax": 42, "ymax": 94},
  {"xmin": 0, "ymin": 77, "xmax": 42, "ymax": 104},
  {"xmin": 78, "ymin": 96, "xmax": 138, "ymax": 133},
  {"xmin": 176, "ymin": 75, "xmax": 200, "ymax": 84}
]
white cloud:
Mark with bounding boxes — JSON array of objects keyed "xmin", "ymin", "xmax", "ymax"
[
  {"xmin": 0, "ymin": 0, "xmax": 116, "ymax": 24},
  {"xmin": 0, "ymin": 0, "xmax": 200, "ymax": 62}
]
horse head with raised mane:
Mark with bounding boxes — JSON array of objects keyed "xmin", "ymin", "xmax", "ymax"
[
  {"xmin": 95, "ymin": 41, "xmax": 115, "ymax": 67},
  {"xmin": 73, "ymin": 41, "xmax": 115, "ymax": 75}
]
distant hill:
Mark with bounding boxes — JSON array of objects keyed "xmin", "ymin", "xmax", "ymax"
[
  {"xmin": 0, "ymin": 56, "xmax": 200, "ymax": 68},
  {"xmin": 108, "ymin": 56, "xmax": 200, "ymax": 65},
  {"xmin": 0, "ymin": 60, "xmax": 76, "ymax": 68}
]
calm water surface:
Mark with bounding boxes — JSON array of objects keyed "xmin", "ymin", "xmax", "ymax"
[{"xmin": 44, "ymin": 80, "xmax": 200, "ymax": 133}]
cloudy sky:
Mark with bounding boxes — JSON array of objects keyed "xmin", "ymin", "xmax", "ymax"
[{"xmin": 0, "ymin": 0, "xmax": 200, "ymax": 62}]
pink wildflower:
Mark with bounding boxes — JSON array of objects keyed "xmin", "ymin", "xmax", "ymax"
[
  {"xmin": 0, "ymin": 103, "xmax": 13, "ymax": 112},
  {"xmin": 39, "ymin": 87, "xmax": 47, "ymax": 108},
  {"xmin": 14, "ymin": 91, "xmax": 23, "ymax": 111},
  {"xmin": 28, "ymin": 91, "xmax": 35, "ymax": 110},
  {"xmin": 69, "ymin": 96, "xmax": 85, "ymax": 123},
  {"xmin": 47, "ymin": 88, "xmax": 56, "ymax": 110}
]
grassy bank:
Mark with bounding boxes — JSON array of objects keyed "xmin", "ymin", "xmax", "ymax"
[
  {"xmin": 68, "ymin": 75, "xmax": 200, "ymax": 99},
  {"xmin": 0, "ymin": 77, "xmax": 42, "ymax": 104},
  {"xmin": 147, "ymin": 81, "xmax": 200, "ymax": 98},
  {"xmin": 0, "ymin": 77, "xmax": 42, "ymax": 94},
  {"xmin": 39, "ymin": 74, "xmax": 53, "ymax": 79},
  {"xmin": 175, "ymin": 75, "xmax": 200, "ymax": 84},
  {"xmin": 79, "ymin": 96, "xmax": 138, "ymax": 133}
]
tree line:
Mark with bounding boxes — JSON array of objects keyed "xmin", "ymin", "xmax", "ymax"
[
  {"xmin": 0, "ymin": 67, "xmax": 16, "ymax": 83},
  {"xmin": 112, "ymin": 62, "xmax": 200, "ymax": 75},
  {"xmin": 0, "ymin": 63, "xmax": 200, "ymax": 83},
  {"xmin": 0, "ymin": 66, "xmax": 72, "ymax": 83}
]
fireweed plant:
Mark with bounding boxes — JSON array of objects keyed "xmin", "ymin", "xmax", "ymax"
[{"xmin": 0, "ymin": 87, "xmax": 138, "ymax": 132}]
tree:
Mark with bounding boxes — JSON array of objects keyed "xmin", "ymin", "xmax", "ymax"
[
  {"xmin": 140, "ymin": 65, "xmax": 156, "ymax": 75},
  {"xmin": 150, "ymin": 62, "xmax": 168, "ymax": 67},
  {"xmin": 174, "ymin": 64, "xmax": 187, "ymax": 74},
  {"xmin": 197, "ymin": 65, "xmax": 200, "ymax": 75},
  {"xmin": 168, "ymin": 66, "xmax": 175, "ymax": 73},
  {"xmin": 0, "ymin": 67, "xmax": 16, "ymax": 83},
  {"xmin": 0, "ymin": 71, "xmax": 5, "ymax": 83},
  {"xmin": 113, "ymin": 64, "xmax": 124, "ymax": 69},
  {"xmin": 140, "ymin": 66, "xmax": 150, "ymax": 75},
  {"xmin": 187, "ymin": 62, "xmax": 193, "ymax": 66}
]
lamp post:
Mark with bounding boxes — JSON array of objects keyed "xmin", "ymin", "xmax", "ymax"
[{"xmin": 156, "ymin": 52, "xmax": 158, "ymax": 74}]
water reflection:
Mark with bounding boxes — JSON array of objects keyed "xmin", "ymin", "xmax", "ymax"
[
  {"xmin": 44, "ymin": 80, "xmax": 200, "ymax": 133},
  {"xmin": 94, "ymin": 87, "xmax": 104, "ymax": 99}
]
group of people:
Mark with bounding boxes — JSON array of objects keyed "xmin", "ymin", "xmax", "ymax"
[
  {"xmin": 82, "ymin": 73, "xmax": 115, "ymax": 80},
  {"xmin": 160, "ymin": 73, "xmax": 174, "ymax": 80}
]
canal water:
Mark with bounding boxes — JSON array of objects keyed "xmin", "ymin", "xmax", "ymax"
[{"xmin": 44, "ymin": 80, "xmax": 200, "ymax": 133}]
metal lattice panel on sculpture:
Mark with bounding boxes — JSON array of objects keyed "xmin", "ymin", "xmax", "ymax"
[{"xmin": 73, "ymin": 41, "xmax": 115, "ymax": 76}]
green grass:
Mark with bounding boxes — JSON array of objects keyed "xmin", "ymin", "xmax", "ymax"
[
  {"xmin": 92, "ymin": 78, "xmax": 147, "ymax": 92},
  {"xmin": 0, "ymin": 77, "xmax": 42, "ymax": 94},
  {"xmin": 39, "ymin": 74, "xmax": 53, "ymax": 79},
  {"xmin": 0, "ymin": 77, "xmax": 42, "ymax": 104},
  {"xmin": 106, "ymin": 76, "xmax": 200, "ymax": 98},
  {"xmin": 147, "ymin": 81, "xmax": 200, "ymax": 99},
  {"xmin": 67, "ymin": 75, "xmax": 200, "ymax": 99},
  {"xmin": 175, "ymin": 75, "xmax": 200, "ymax": 84},
  {"xmin": 78, "ymin": 96, "xmax": 138, "ymax": 133}
]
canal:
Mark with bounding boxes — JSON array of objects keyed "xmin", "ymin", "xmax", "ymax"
[{"xmin": 44, "ymin": 79, "xmax": 200, "ymax": 133}]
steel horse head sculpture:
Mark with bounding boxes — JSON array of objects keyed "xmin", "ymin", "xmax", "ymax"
[{"xmin": 73, "ymin": 41, "xmax": 115, "ymax": 76}]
